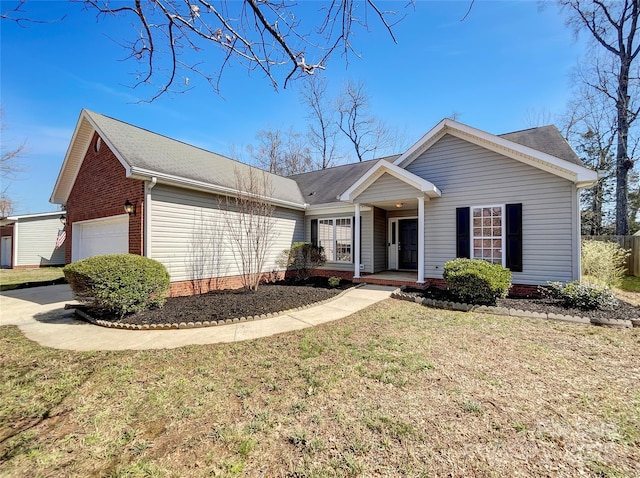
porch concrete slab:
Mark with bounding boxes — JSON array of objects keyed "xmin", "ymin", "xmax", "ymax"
[{"xmin": 0, "ymin": 284, "xmax": 394, "ymax": 351}]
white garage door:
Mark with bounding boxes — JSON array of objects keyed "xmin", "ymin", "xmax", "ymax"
[{"xmin": 72, "ymin": 215, "xmax": 129, "ymax": 262}]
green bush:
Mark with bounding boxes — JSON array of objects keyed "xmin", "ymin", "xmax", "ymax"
[
  {"xmin": 546, "ymin": 281, "xmax": 618, "ymax": 310},
  {"xmin": 581, "ymin": 240, "xmax": 629, "ymax": 288},
  {"xmin": 328, "ymin": 276, "xmax": 341, "ymax": 288},
  {"xmin": 277, "ymin": 242, "xmax": 326, "ymax": 281},
  {"xmin": 443, "ymin": 258, "xmax": 512, "ymax": 305},
  {"xmin": 64, "ymin": 254, "xmax": 170, "ymax": 317}
]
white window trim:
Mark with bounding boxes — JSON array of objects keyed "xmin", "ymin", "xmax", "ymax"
[
  {"xmin": 470, "ymin": 204, "xmax": 505, "ymax": 267},
  {"xmin": 318, "ymin": 216, "xmax": 352, "ymax": 263}
]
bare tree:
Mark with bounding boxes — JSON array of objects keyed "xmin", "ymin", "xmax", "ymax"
[
  {"xmin": 0, "ymin": 193, "xmax": 13, "ymax": 217},
  {"xmin": 336, "ymin": 80, "xmax": 399, "ymax": 162},
  {"xmin": 1, "ymin": 108, "xmax": 26, "ymax": 178},
  {"xmin": 248, "ymin": 128, "xmax": 314, "ymax": 176},
  {"xmin": 560, "ymin": 81, "xmax": 620, "ymax": 234},
  {"xmin": 560, "ymin": 0, "xmax": 640, "ymax": 234},
  {"xmin": 300, "ymin": 76, "xmax": 340, "ymax": 169},
  {"xmin": 2, "ymin": 1, "xmax": 410, "ymax": 99},
  {"xmin": 222, "ymin": 167, "xmax": 277, "ymax": 291},
  {"xmin": 186, "ymin": 209, "xmax": 228, "ymax": 293}
]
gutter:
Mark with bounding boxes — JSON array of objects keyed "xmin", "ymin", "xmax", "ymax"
[{"xmin": 129, "ymin": 168, "xmax": 308, "ymax": 211}]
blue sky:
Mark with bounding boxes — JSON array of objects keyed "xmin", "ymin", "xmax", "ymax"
[{"xmin": 1, "ymin": 0, "xmax": 588, "ymax": 215}]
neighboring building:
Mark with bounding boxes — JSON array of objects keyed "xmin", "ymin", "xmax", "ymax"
[
  {"xmin": 0, "ymin": 211, "xmax": 66, "ymax": 268},
  {"xmin": 50, "ymin": 110, "xmax": 597, "ymax": 296}
]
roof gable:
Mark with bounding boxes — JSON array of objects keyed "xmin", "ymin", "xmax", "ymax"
[
  {"xmin": 394, "ymin": 119, "xmax": 597, "ymax": 187},
  {"xmin": 339, "ymin": 160, "xmax": 441, "ymax": 203},
  {"xmin": 51, "ymin": 110, "xmax": 307, "ymax": 209}
]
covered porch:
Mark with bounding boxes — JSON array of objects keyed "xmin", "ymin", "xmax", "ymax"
[{"xmin": 338, "ymin": 160, "xmax": 442, "ymax": 284}]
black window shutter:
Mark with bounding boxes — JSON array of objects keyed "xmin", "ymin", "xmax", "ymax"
[
  {"xmin": 456, "ymin": 207, "xmax": 471, "ymax": 258},
  {"xmin": 505, "ymin": 203, "xmax": 523, "ymax": 272},
  {"xmin": 311, "ymin": 219, "xmax": 318, "ymax": 247}
]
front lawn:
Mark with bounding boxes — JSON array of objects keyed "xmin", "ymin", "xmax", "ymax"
[
  {"xmin": 1, "ymin": 300, "xmax": 638, "ymax": 477},
  {"xmin": 0, "ymin": 267, "xmax": 65, "ymax": 290}
]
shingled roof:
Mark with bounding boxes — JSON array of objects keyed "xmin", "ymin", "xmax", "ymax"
[
  {"xmin": 288, "ymin": 156, "xmax": 400, "ymax": 206},
  {"xmin": 51, "ymin": 110, "xmax": 307, "ymax": 208},
  {"xmin": 291, "ymin": 123, "xmax": 586, "ymax": 204},
  {"xmin": 499, "ymin": 125, "xmax": 583, "ymax": 166},
  {"xmin": 52, "ymin": 111, "xmax": 590, "ymax": 210}
]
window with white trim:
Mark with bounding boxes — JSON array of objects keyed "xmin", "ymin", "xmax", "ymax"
[
  {"xmin": 471, "ymin": 206, "xmax": 504, "ymax": 265},
  {"xmin": 318, "ymin": 217, "xmax": 352, "ymax": 262}
]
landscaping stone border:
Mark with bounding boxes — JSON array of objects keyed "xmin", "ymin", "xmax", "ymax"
[
  {"xmin": 66, "ymin": 284, "xmax": 363, "ymax": 330},
  {"xmin": 390, "ymin": 289, "xmax": 637, "ymax": 328}
]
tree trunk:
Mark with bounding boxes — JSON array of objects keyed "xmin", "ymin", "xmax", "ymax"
[{"xmin": 616, "ymin": 58, "xmax": 632, "ymax": 235}]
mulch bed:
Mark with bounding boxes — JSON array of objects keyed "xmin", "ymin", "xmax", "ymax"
[
  {"xmin": 84, "ymin": 278, "xmax": 351, "ymax": 326},
  {"xmin": 405, "ymin": 287, "xmax": 639, "ymax": 321}
]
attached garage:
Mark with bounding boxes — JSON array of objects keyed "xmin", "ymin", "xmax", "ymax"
[{"xmin": 72, "ymin": 215, "xmax": 129, "ymax": 261}]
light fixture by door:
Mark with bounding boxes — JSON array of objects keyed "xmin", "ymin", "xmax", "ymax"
[{"xmin": 124, "ymin": 200, "xmax": 136, "ymax": 216}]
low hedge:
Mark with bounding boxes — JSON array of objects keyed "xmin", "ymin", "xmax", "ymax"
[
  {"xmin": 443, "ymin": 258, "xmax": 512, "ymax": 306},
  {"xmin": 64, "ymin": 254, "xmax": 170, "ymax": 317}
]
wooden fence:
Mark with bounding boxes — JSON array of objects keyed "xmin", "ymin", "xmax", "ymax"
[{"xmin": 582, "ymin": 236, "xmax": 640, "ymax": 277}]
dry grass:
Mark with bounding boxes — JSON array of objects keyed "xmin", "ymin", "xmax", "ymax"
[
  {"xmin": 0, "ymin": 267, "xmax": 64, "ymax": 287},
  {"xmin": 1, "ymin": 299, "xmax": 639, "ymax": 477}
]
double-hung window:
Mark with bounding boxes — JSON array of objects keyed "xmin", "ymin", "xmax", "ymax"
[
  {"xmin": 317, "ymin": 217, "xmax": 352, "ymax": 262},
  {"xmin": 471, "ymin": 206, "xmax": 504, "ymax": 265},
  {"xmin": 456, "ymin": 203, "xmax": 522, "ymax": 272}
]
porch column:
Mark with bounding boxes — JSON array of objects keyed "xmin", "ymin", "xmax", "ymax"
[
  {"xmin": 417, "ymin": 196, "xmax": 425, "ymax": 283},
  {"xmin": 354, "ymin": 203, "xmax": 361, "ymax": 279}
]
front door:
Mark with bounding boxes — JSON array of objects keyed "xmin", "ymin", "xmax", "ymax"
[{"xmin": 398, "ymin": 219, "xmax": 418, "ymax": 270}]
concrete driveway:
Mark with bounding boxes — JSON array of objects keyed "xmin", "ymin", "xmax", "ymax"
[{"xmin": 0, "ymin": 284, "xmax": 395, "ymax": 351}]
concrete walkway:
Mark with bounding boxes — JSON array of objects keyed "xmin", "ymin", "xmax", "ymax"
[{"xmin": 0, "ymin": 284, "xmax": 395, "ymax": 351}]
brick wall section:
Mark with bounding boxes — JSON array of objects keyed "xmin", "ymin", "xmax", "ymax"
[
  {"xmin": 169, "ymin": 271, "xmax": 287, "ymax": 297},
  {"xmin": 65, "ymin": 133, "xmax": 145, "ymax": 264}
]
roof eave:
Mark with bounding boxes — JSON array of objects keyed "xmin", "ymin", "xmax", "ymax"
[{"xmin": 130, "ymin": 168, "xmax": 308, "ymax": 211}]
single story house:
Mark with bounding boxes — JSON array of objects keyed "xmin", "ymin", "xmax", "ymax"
[
  {"xmin": 50, "ymin": 109, "xmax": 597, "ymax": 296},
  {"xmin": 0, "ymin": 211, "xmax": 66, "ymax": 268}
]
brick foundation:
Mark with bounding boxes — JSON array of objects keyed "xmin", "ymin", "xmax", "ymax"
[{"xmin": 169, "ymin": 271, "xmax": 287, "ymax": 297}]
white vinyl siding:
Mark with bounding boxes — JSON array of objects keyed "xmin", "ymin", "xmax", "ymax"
[
  {"xmin": 356, "ymin": 173, "xmax": 421, "ymax": 203},
  {"xmin": 14, "ymin": 216, "xmax": 66, "ymax": 267},
  {"xmin": 406, "ymin": 134, "xmax": 577, "ymax": 285},
  {"xmin": 150, "ymin": 184, "xmax": 304, "ymax": 282}
]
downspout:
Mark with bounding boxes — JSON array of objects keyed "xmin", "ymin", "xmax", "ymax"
[{"xmin": 144, "ymin": 177, "xmax": 157, "ymax": 257}]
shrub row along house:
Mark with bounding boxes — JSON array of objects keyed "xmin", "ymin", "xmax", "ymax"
[{"xmin": 50, "ymin": 109, "xmax": 597, "ymax": 296}]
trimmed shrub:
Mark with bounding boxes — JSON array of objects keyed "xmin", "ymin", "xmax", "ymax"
[
  {"xmin": 64, "ymin": 254, "xmax": 170, "ymax": 317},
  {"xmin": 546, "ymin": 281, "xmax": 618, "ymax": 310},
  {"xmin": 328, "ymin": 276, "xmax": 341, "ymax": 288},
  {"xmin": 277, "ymin": 242, "xmax": 326, "ymax": 281},
  {"xmin": 581, "ymin": 239, "xmax": 629, "ymax": 288},
  {"xmin": 443, "ymin": 258, "xmax": 512, "ymax": 305}
]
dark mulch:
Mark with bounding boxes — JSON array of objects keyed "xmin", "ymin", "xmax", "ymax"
[
  {"xmin": 405, "ymin": 287, "xmax": 639, "ymax": 321},
  {"xmin": 89, "ymin": 278, "xmax": 351, "ymax": 326}
]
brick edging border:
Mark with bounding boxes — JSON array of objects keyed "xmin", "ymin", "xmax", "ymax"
[
  {"xmin": 390, "ymin": 289, "xmax": 639, "ymax": 329},
  {"xmin": 66, "ymin": 284, "xmax": 364, "ymax": 330}
]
